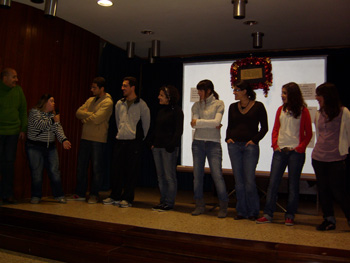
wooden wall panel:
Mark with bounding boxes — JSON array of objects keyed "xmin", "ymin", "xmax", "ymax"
[{"xmin": 0, "ymin": 2, "xmax": 100, "ymax": 199}]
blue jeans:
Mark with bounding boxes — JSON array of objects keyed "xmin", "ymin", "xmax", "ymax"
[
  {"xmin": 228, "ymin": 142, "xmax": 260, "ymax": 217},
  {"xmin": 264, "ymin": 150, "xmax": 305, "ymax": 220},
  {"xmin": 76, "ymin": 139, "xmax": 105, "ymax": 197},
  {"xmin": 26, "ymin": 142, "xmax": 65, "ymax": 198},
  {"xmin": 152, "ymin": 147, "xmax": 179, "ymax": 207},
  {"xmin": 192, "ymin": 140, "xmax": 228, "ymax": 202},
  {"xmin": 0, "ymin": 134, "xmax": 19, "ymax": 199}
]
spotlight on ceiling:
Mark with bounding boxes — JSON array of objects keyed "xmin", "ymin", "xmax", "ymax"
[
  {"xmin": 126, "ymin": 42, "xmax": 135, "ymax": 59},
  {"xmin": 0, "ymin": 0, "xmax": 11, "ymax": 9},
  {"xmin": 44, "ymin": 0, "xmax": 57, "ymax": 17},
  {"xmin": 152, "ymin": 40, "xmax": 160, "ymax": 58},
  {"xmin": 31, "ymin": 0, "xmax": 44, "ymax": 3},
  {"xmin": 148, "ymin": 48, "xmax": 155, "ymax": 64},
  {"xmin": 232, "ymin": 0, "xmax": 247, "ymax": 19},
  {"xmin": 97, "ymin": 0, "xmax": 113, "ymax": 7},
  {"xmin": 252, "ymin": 32, "xmax": 264, "ymax": 49}
]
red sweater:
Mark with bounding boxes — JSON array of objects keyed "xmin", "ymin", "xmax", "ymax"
[{"xmin": 271, "ymin": 106, "xmax": 312, "ymax": 153}]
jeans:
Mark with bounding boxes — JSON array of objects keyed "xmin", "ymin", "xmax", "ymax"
[
  {"xmin": 26, "ymin": 142, "xmax": 65, "ymax": 198},
  {"xmin": 312, "ymin": 159, "xmax": 350, "ymax": 222},
  {"xmin": 76, "ymin": 139, "xmax": 105, "ymax": 197},
  {"xmin": 152, "ymin": 147, "xmax": 179, "ymax": 207},
  {"xmin": 192, "ymin": 140, "xmax": 228, "ymax": 202},
  {"xmin": 0, "ymin": 134, "xmax": 19, "ymax": 199},
  {"xmin": 110, "ymin": 139, "xmax": 142, "ymax": 203},
  {"xmin": 263, "ymin": 150, "xmax": 305, "ymax": 220},
  {"xmin": 228, "ymin": 142, "xmax": 260, "ymax": 217}
]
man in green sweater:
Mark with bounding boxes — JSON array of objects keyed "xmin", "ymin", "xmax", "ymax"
[{"xmin": 0, "ymin": 68, "xmax": 27, "ymax": 204}]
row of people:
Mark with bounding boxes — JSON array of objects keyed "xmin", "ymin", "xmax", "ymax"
[{"xmin": 1, "ymin": 67, "xmax": 349, "ymax": 231}]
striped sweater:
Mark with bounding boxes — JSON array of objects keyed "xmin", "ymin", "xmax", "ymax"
[{"xmin": 27, "ymin": 108, "xmax": 67, "ymax": 147}]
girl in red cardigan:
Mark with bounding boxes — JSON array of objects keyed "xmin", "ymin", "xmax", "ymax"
[{"xmin": 256, "ymin": 82, "xmax": 312, "ymax": 226}]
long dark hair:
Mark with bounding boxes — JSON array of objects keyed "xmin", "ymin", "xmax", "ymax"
[
  {"xmin": 234, "ymin": 80, "xmax": 256, "ymax": 100},
  {"xmin": 282, "ymin": 82, "xmax": 306, "ymax": 118},
  {"xmin": 316, "ymin": 82, "xmax": 342, "ymax": 121},
  {"xmin": 197, "ymin": 79, "xmax": 219, "ymax": 100}
]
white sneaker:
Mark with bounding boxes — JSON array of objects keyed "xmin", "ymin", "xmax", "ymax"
[
  {"xmin": 30, "ymin": 197, "xmax": 41, "ymax": 204},
  {"xmin": 87, "ymin": 195, "xmax": 98, "ymax": 204},
  {"xmin": 119, "ymin": 200, "xmax": 132, "ymax": 208},
  {"xmin": 103, "ymin": 197, "xmax": 120, "ymax": 205}
]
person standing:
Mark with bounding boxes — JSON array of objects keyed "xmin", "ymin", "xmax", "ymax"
[
  {"xmin": 0, "ymin": 68, "xmax": 27, "ymax": 204},
  {"xmin": 103, "ymin": 77, "xmax": 150, "ymax": 208},
  {"xmin": 312, "ymin": 83, "xmax": 350, "ymax": 231},
  {"xmin": 151, "ymin": 85, "xmax": 184, "ymax": 212},
  {"xmin": 26, "ymin": 94, "xmax": 71, "ymax": 204},
  {"xmin": 191, "ymin": 79, "xmax": 228, "ymax": 218},
  {"xmin": 68, "ymin": 77, "xmax": 113, "ymax": 204},
  {"xmin": 256, "ymin": 82, "xmax": 312, "ymax": 226},
  {"xmin": 226, "ymin": 80, "xmax": 268, "ymax": 220}
]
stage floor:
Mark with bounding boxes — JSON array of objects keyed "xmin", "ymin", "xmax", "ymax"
[{"xmin": 2, "ymin": 187, "xmax": 350, "ymax": 255}]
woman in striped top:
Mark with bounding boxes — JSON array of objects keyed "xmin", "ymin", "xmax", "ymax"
[{"xmin": 26, "ymin": 94, "xmax": 71, "ymax": 204}]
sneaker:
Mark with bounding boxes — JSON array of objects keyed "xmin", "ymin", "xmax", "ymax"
[
  {"xmin": 316, "ymin": 220, "xmax": 336, "ymax": 231},
  {"xmin": 66, "ymin": 194, "xmax": 85, "ymax": 201},
  {"xmin": 285, "ymin": 218, "xmax": 294, "ymax": 226},
  {"xmin": 256, "ymin": 216, "xmax": 272, "ymax": 224},
  {"xmin": 30, "ymin": 197, "xmax": 41, "ymax": 204},
  {"xmin": 152, "ymin": 203, "xmax": 164, "ymax": 211},
  {"xmin": 87, "ymin": 195, "xmax": 98, "ymax": 204},
  {"xmin": 55, "ymin": 196, "xmax": 67, "ymax": 204},
  {"xmin": 158, "ymin": 204, "xmax": 173, "ymax": 212},
  {"xmin": 119, "ymin": 200, "xmax": 132, "ymax": 208},
  {"xmin": 103, "ymin": 197, "xmax": 120, "ymax": 205},
  {"xmin": 234, "ymin": 215, "xmax": 246, "ymax": 220}
]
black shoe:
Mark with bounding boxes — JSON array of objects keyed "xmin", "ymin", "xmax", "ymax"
[
  {"xmin": 234, "ymin": 215, "xmax": 246, "ymax": 220},
  {"xmin": 2, "ymin": 198, "xmax": 18, "ymax": 205},
  {"xmin": 316, "ymin": 220, "xmax": 336, "ymax": 231},
  {"xmin": 158, "ymin": 204, "xmax": 173, "ymax": 212},
  {"xmin": 248, "ymin": 216, "xmax": 258, "ymax": 221},
  {"xmin": 152, "ymin": 203, "xmax": 164, "ymax": 211}
]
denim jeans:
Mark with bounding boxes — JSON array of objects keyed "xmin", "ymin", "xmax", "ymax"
[
  {"xmin": 0, "ymin": 134, "xmax": 19, "ymax": 199},
  {"xmin": 312, "ymin": 159, "xmax": 350, "ymax": 222},
  {"xmin": 192, "ymin": 140, "xmax": 228, "ymax": 202},
  {"xmin": 152, "ymin": 147, "xmax": 179, "ymax": 207},
  {"xmin": 76, "ymin": 139, "xmax": 105, "ymax": 197},
  {"xmin": 264, "ymin": 150, "xmax": 305, "ymax": 220},
  {"xmin": 26, "ymin": 142, "xmax": 65, "ymax": 198},
  {"xmin": 228, "ymin": 142, "xmax": 260, "ymax": 217}
]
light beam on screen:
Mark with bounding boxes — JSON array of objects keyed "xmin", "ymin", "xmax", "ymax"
[{"xmin": 181, "ymin": 57, "xmax": 326, "ymax": 174}]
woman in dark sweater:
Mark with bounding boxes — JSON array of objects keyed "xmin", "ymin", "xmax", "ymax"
[
  {"xmin": 226, "ymin": 80, "xmax": 268, "ymax": 220},
  {"xmin": 151, "ymin": 85, "xmax": 184, "ymax": 211}
]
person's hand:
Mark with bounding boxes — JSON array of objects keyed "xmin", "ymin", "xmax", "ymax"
[
  {"xmin": 245, "ymin": 140, "xmax": 255, "ymax": 147},
  {"xmin": 226, "ymin": 139, "xmax": 234, "ymax": 144},
  {"xmin": 63, "ymin": 140, "xmax": 71, "ymax": 150},
  {"xmin": 191, "ymin": 119, "xmax": 197, "ymax": 128},
  {"xmin": 19, "ymin": 132, "xmax": 26, "ymax": 141},
  {"xmin": 151, "ymin": 145, "xmax": 154, "ymax": 149},
  {"xmin": 53, "ymin": 114, "xmax": 60, "ymax": 123},
  {"xmin": 275, "ymin": 146, "xmax": 281, "ymax": 152},
  {"xmin": 216, "ymin": 124, "xmax": 223, "ymax": 130}
]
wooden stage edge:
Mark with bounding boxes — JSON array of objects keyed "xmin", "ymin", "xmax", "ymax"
[{"xmin": 0, "ymin": 207, "xmax": 349, "ymax": 263}]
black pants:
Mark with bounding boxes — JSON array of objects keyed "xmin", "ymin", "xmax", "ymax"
[
  {"xmin": 110, "ymin": 139, "xmax": 142, "ymax": 203},
  {"xmin": 312, "ymin": 159, "xmax": 350, "ymax": 221}
]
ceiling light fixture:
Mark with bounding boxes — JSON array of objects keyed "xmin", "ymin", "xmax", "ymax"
[
  {"xmin": 244, "ymin": 20, "xmax": 257, "ymax": 26},
  {"xmin": 148, "ymin": 48, "xmax": 155, "ymax": 64},
  {"xmin": 152, "ymin": 40, "xmax": 160, "ymax": 58},
  {"xmin": 141, "ymin": 30, "xmax": 154, "ymax": 35},
  {"xmin": 232, "ymin": 0, "xmax": 247, "ymax": 19},
  {"xmin": 44, "ymin": 0, "xmax": 57, "ymax": 17},
  {"xmin": 126, "ymin": 42, "xmax": 135, "ymax": 59},
  {"xmin": 97, "ymin": 0, "xmax": 113, "ymax": 7},
  {"xmin": 0, "ymin": 0, "xmax": 11, "ymax": 8},
  {"xmin": 252, "ymin": 32, "xmax": 264, "ymax": 49}
]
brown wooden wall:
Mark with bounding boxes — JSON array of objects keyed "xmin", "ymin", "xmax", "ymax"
[{"xmin": 0, "ymin": 2, "xmax": 100, "ymax": 199}]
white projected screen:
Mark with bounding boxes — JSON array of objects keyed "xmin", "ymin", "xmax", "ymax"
[{"xmin": 182, "ymin": 57, "xmax": 326, "ymax": 174}]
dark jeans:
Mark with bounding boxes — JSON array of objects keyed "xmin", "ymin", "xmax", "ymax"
[
  {"xmin": 312, "ymin": 159, "xmax": 350, "ymax": 222},
  {"xmin": 110, "ymin": 139, "xmax": 142, "ymax": 203},
  {"xmin": 26, "ymin": 142, "xmax": 65, "ymax": 198},
  {"xmin": 264, "ymin": 150, "xmax": 305, "ymax": 220},
  {"xmin": 0, "ymin": 134, "xmax": 19, "ymax": 199},
  {"xmin": 76, "ymin": 139, "xmax": 105, "ymax": 197}
]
